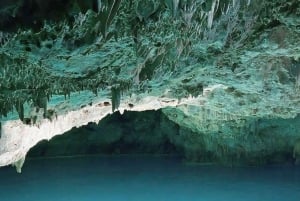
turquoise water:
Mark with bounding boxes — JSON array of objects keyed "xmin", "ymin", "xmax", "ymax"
[{"xmin": 0, "ymin": 155, "xmax": 300, "ymax": 201}]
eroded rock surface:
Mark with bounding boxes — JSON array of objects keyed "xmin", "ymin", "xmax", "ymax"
[{"xmin": 0, "ymin": 0, "xmax": 300, "ymax": 171}]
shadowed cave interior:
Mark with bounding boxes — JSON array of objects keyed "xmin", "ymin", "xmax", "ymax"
[
  {"xmin": 27, "ymin": 110, "xmax": 296, "ymax": 166},
  {"xmin": 28, "ymin": 110, "xmax": 182, "ymax": 158}
]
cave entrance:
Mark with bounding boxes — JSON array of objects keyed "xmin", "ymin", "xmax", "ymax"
[{"xmin": 27, "ymin": 110, "xmax": 182, "ymax": 158}]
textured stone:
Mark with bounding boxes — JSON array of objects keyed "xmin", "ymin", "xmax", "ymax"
[{"xmin": 0, "ymin": 0, "xmax": 300, "ymax": 172}]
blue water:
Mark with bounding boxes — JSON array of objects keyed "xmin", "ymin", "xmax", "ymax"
[{"xmin": 0, "ymin": 155, "xmax": 299, "ymax": 201}]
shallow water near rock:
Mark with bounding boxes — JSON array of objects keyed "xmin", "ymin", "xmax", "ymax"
[{"xmin": 0, "ymin": 155, "xmax": 300, "ymax": 201}]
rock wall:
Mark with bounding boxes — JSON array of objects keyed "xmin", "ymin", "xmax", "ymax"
[
  {"xmin": 28, "ymin": 110, "xmax": 300, "ymax": 166},
  {"xmin": 0, "ymin": 0, "xmax": 300, "ymax": 171},
  {"xmin": 0, "ymin": 0, "xmax": 98, "ymax": 31}
]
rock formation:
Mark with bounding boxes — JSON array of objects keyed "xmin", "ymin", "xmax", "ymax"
[{"xmin": 0, "ymin": 0, "xmax": 299, "ymax": 172}]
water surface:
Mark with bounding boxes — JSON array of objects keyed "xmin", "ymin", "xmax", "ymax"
[{"xmin": 0, "ymin": 155, "xmax": 299, "ymax": 201}]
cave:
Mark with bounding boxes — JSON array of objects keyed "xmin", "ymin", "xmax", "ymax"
[
  {"xmin": 26, "ymin": 110, "xmax": 298, "ymax": 166},
  {"xmin": 1, "ymin": 0, "xmax": 300, "ymax": 200},
  {"xmin": 2, "ymin": 110, "xmax": 299, "ymax": 201},
  {"xmin": 27, "ymin": 110, "xmax": 181, "ymax": 158}
]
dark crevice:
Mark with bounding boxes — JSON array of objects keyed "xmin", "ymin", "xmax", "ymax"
[
  {"xmin": 26, "ymin": 110, "xmax": 298, "ymax": 166},
  {"xmin": 27, "ymin": 110, "xmax": 182, "ymax": 158}
]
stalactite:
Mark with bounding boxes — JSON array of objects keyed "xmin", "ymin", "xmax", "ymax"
[
  {"xmin": 111, "ymin": 86, "xmax": 121, "ymax": 112},
  {"xmin": 14, "ymin": 100, "xmax": 24, "ymax": 121}
]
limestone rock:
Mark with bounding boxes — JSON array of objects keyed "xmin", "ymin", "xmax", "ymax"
[{"xmin": 0, "ymin": 0, "xmax": 300, "ymax": 170}]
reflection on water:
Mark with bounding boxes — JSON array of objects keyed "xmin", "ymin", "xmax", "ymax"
[{"xmin": 0, "ymin": 155, "xmax": 300, "ymax": 201}]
